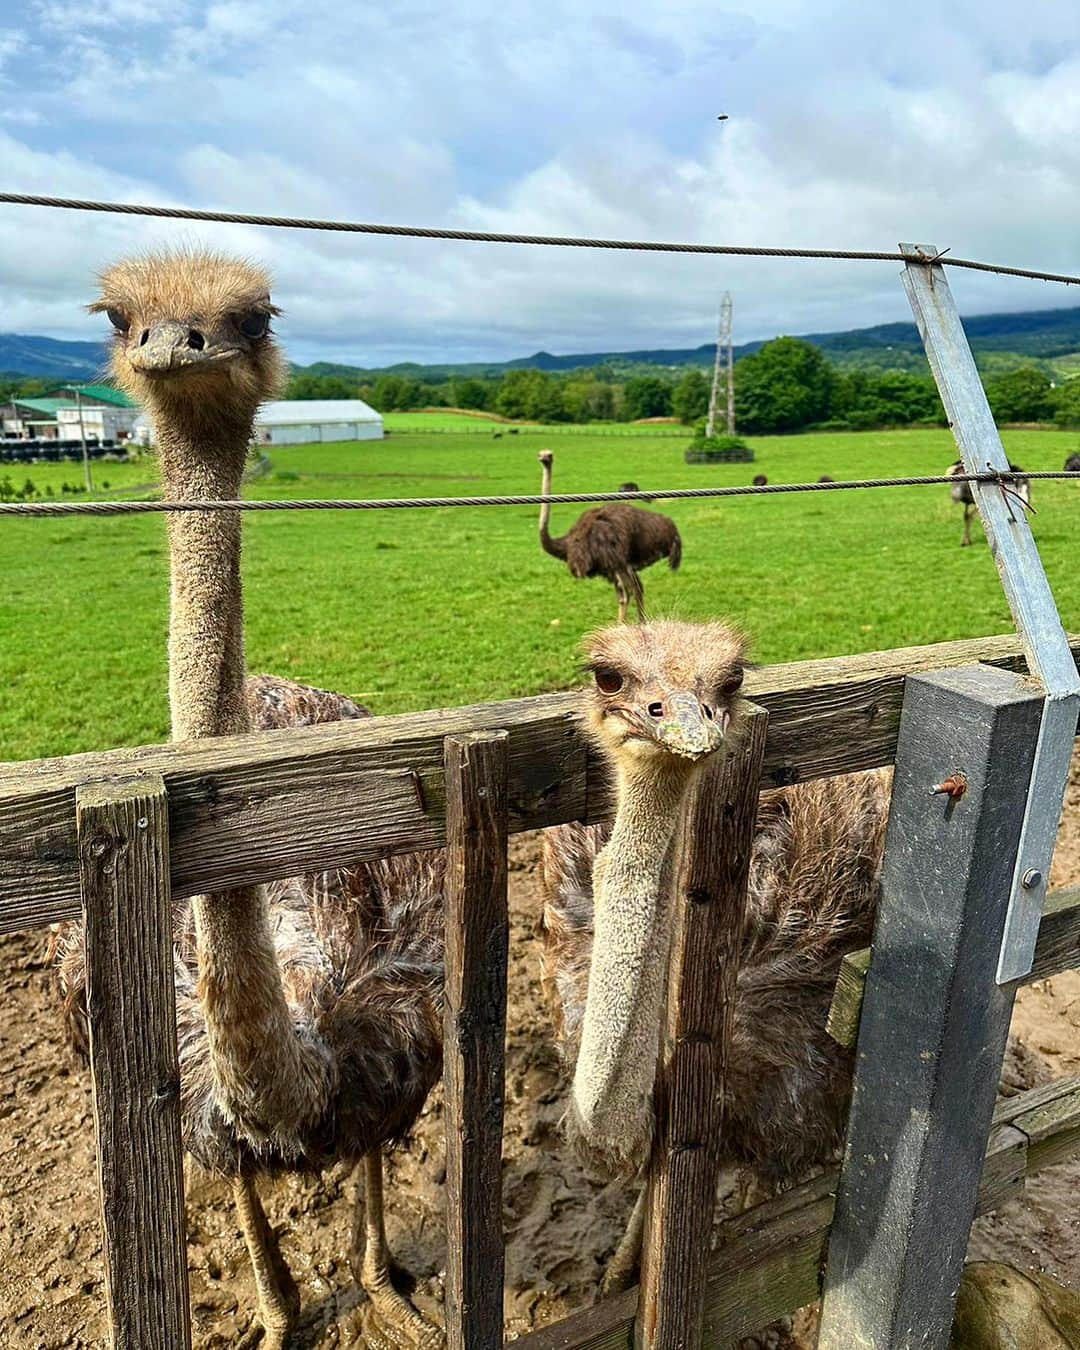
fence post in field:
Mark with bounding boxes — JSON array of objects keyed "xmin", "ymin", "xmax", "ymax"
[
  {"xmin": 637, "ymin": 705, "xmax": 769, "ymax": 1350},
  {"xmin": 817, "ymin": 665, "xmax": 1043, "ymax": 1349},
  {"xmin": 443, "ymin": 731, "xmax": 511, "ymax": 1350},
  {"xmin": 77, "ymin": 773, "xmax": 191, "ymax": 1350}
]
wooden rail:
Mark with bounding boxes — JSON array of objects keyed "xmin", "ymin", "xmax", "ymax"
[
  {"xmin": 827, "ymin": 886, "xmax": 1080, "ymax": 1051},
  {"xmin": 3, "ymin": 633, "xmax": 1079, "ymax": 934},
  {"xmin": 512, "ymin": 1074, "xmax": 1080, "ymax": 1350}
]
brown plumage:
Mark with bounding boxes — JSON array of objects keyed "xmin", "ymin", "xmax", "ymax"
[
  {"xmin": 948, "ymin": 459, "xmax": 1031, "ymax": 547},
  {"xmin": 56, "ymin": 675, "xmax": 445, "ymax": 1176},
  {"xmin": 538, "ymin": 450, "xmax": 681, "ymax": 622},
  {"xmin": 541, "ymin": 769, "xmax": 889, "ymax": 1181},
  {"xmin": 1065, "ymin": 453, "xmax": 1080, "ymax": 473},
  {"xmin": 55, "ymin": 249, "xmax": 446, "ymax": 1348}
]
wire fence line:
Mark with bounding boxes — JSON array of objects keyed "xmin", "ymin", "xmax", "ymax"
[
  {"xmin": 2, "ymin": 193, "xmax": 1079, "ymax": 286},
  {"xmin": 1, "ymin": 471, "xmax": 1076, "ymax": 519}
]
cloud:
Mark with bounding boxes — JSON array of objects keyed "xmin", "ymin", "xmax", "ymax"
[{"xmin": 2, "ymin": 0, "xmax": 1080, "ymax": 364}]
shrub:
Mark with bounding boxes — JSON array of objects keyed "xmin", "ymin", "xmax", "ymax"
[{"xmin": 685, "ymin": 432, "xmax": 755, "ymax": 464}]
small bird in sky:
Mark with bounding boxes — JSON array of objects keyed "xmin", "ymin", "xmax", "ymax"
[{"xmin": 717, "ymin": 113, "xmax": 729, "ymax": 121}]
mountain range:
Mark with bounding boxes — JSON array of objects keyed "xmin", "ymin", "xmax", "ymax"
[{"xmin": 4, "ymin": 304, "xmax": 1080, "ymax": 383}]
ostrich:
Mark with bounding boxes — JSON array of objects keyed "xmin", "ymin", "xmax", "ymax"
[
  {"xmin": 1065, "ymin": 453, "xmax": 1080, "ymax": 473},
  {"xmin": 752, "ymin": 474, "xmax": 768, "ymax": 487},
  {"xmin": 817, "ymin": 475, "xmax": 835, "ymax": 483},
  {"xmin": 539, "ymin": 620, "xmax": 889, "ymax": 1289},
  {"xmin": 948, "ymin": 459, "xmax": 1030, "ymax": 547},
  {"xmin": 56, "ymin": 250, "xmax": 445, "ymax": 1349},
  {"xmin": 537, "ymin": 450, "xmax": 681, "ymax": 622}
]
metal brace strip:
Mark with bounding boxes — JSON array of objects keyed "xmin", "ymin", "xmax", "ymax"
[{"xmin": 901, "ymin": 243, "xmax": 1080, "ymax": 983}]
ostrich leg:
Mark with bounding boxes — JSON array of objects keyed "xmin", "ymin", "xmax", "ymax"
[
  {"xmin": 233, "ymin": 1174, "xmax": 300, "ymax": 1350},
  {"xmin": 626, "ymin": 570, "xmax": 646, "ymax": 622},
  {"xmin": 598, "ymin": 1188, "xmax": 646, "ymax": 1298},
  {"xmin": 614, "ymin": 575, "xmax": 629, "ymax": 624},
  {"xmin": 354, "ymin": 1150, "xmax": 444, "ymax": 1349},
  {"xmin": 962, "ymin": 502, "xmax": 974, "ymax": 546}
]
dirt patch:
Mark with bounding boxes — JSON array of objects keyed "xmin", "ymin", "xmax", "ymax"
[{"xmin": 2, "ymin": 758, "xmax": 1079, "ymax": 1346}]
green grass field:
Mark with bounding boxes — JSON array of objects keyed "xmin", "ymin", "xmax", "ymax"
[{"xmin": 2, "ymin": 423, "xmax": 1078, "ymax": 762}]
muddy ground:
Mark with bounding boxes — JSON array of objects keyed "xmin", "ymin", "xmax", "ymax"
[{"xmin": 2, "ymin": 758, "xmax": 1079, "ymax": 1347}]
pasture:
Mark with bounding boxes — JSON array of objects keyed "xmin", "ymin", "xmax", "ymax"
[{"xmin": 1, "ymin": 422, "xmax": 1077, "ymax": 762}]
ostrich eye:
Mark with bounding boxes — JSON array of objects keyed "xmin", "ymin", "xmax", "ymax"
[
  {"xmin": 238, "ymin": 310, "xmax": 270, "ymax": 339},
  {"xmin": 106, "ymin": 308, "xmax": 129, "ymax": 334},
  {"xmin": 594, "ymin": 668, "xmax": 624, "ymax": 694}
]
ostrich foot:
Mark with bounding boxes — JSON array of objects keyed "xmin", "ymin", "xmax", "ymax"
[
  {"xmin": 233, "ymin": 1174, "xmax": 300, "ymax": 1349},
  {"xmin": 597, "ymin": 1189, "xmax": 646, "ymax": 1299},
  {"xmin": 353, "ymin": 1150, "xmax": 444, "ymax": 1349}
]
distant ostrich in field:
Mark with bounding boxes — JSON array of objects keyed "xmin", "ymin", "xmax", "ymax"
[
  {"xmin": 752, "ymin": 474, "xmax": 768, "ymax": 486},
  {"xmin": 948, "ymin": 459, "xmax": 1031, "ymax": 547},
  {"xmin": 618, "ymin": 481, "xmax": 655, "ymax": 503},
  {"xmin": 1065, "ymin": 452, "xmax": 1080, "ymax": 473},
  {"xmin": 57, "ymin": 250, "xmax": 444, "ymax": 1349},
  {"xmin": 818, "ymin": 474, "xmax": 835, "ymax": 483},
  {"xmin": 537, "ymin": 450, "xmax": 681, "ymax": 622},
  {"xmin": 540, "ymin": 620, "xmax": 889, "ymax": 1289}
]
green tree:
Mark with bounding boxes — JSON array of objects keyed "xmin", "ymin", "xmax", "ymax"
[
  {"xmin": 672, "ymin": 369, "xmax": 711, "ymax": 424},
  {"xmin": 735, "ymin": 338, "xmax": 836, "ymax": 433},
  {"xmin": 452, "ymin": 377, "xmax": 492, "ymax": 410},
  {"xmin": 494, "ymin": 368, "xmax": 547, "ymax": 419},
  {"xmin": 986, "ymin": 367, "xmax": 1053, "ymax": 424},
  {"xmin": 622, "ymin": 374, "xmax": 673, "ymax": 420},
  {"xmin": 1051, "ymin": 378, "xmax": 1080, "ymax": 428}
]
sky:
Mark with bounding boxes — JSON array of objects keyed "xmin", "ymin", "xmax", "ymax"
[{"xmin": 2, "ymin": 1, "xmax": 1080, "ymax": 367}]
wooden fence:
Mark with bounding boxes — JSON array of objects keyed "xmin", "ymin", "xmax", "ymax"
[{"xmin": 2, "ymin": 629, "xmax": 1080, "ymax": 1348}]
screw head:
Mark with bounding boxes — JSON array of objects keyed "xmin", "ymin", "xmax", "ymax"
[{"xmin": 1022, "ymin": 868, "xmax": 1043, "ymax": 890}]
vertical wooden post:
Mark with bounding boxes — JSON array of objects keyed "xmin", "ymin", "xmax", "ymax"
[
  {"xmin": 443, "ymin": 731, "xmax": 510, "ymax": 1350},
  {"xmin": 637, "ymin": 706, "xmax": 768, "ymax": 1350},
  {"xmin": 818, "ymin": 666, "xmax": 1043, "ymax": 1350},
  {"xmin": 77, "ymin": 774, "xmax": 191, "ymax": 1350}
]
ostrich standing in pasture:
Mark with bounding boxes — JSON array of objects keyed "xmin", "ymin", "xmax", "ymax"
[
  {"xmin": 537, "ymin": 449, "xmax": 681, "ymax": 623},
  {"xmin": 540, "ymin": 621, "xmax": 889, "ymax": 1288},
  {"xmin": 948, "ymin": 459, "xmax": 1031, "ymax": 547},
  {"xmin": 56, "ymin": 250, "xmax": 445, "ymax": 1349},
  {"xmin": 1065, "ymin": 453, "xmax": 1080, "ymax": 473}
]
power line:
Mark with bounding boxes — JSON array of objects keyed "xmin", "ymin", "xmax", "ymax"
[
  {"xmin": 1, "ymin": 472, "xmax": 1076, "ymax": 519},
  {"xmin": 1, "ymin": 192, "xmax": 1079, "ymax": 286}
]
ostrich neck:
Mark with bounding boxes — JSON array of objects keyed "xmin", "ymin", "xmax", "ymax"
[
  {"xmin": 569, "ymin": 757, "xmax": 693, "ymax": 1178},
  {"xmin": 156, "ymin": 417, "xmax": 250, "ymax": 741},
  {"xmin": 538, "ymin": 461, "xmax": 567, "ymax": 559},
  {"xmin": 153, "ymin": 400, "xmax": 332, "ymax": 1152}
]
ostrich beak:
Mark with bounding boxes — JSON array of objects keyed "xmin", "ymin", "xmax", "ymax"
[
  {"xmin": 637, "ymin": 690, "xmax": 728, "ymax": 760},
  {"xmin": 128, "ymin": 321, "xmax": 240, "ymax": 376}
]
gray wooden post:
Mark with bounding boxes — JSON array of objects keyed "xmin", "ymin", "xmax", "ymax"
[
  {"xmin": 817, "ymin": 664, "xmax": 1043, "ymax": 1350},
  {"xmin": 77, "ymin": 774, "xmax": 191, "ymax": 1350}
]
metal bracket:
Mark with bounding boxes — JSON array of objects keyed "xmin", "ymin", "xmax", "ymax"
[{"xmin": 901, "ymin": 243, "xmax": 1080, "ymax": 982}]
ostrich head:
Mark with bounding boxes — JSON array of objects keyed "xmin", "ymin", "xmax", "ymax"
[
  {"xmin": 89, "ymin": 248, "xmax": 285, "ymax": 433},
  {"xmin": 583, "ymin": 620, "xmax": 747, "ymax": 769}
]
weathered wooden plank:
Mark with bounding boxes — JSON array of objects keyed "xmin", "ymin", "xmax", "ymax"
[
  {"xmin": 510, "ymin": 1073, "xmax": 1080, "ymax": 1350},
  {"xmin": 638, "ymin": 707, "xmax": 768, "ymax": 1350},
  {"xmin": 78, "ymin": 775, "xmax": 191, "ymax": 1350},
  {"xmin": 443, "ymin": 732, "xmax": 510, "ymax": 1350},
  {"xmin": 824, "ymin": 948, "xmax": 871, "ymax": 1049},
  {"xmin": 3, "ymin": 632, "xmax": 1078, "ymax": 935},
  {"xmin": 1010, "ymin": 1084, "xmax": 1080, "ymax": 1172},
  {"xmin": 827, "ymin": 887, "xmax": 1080, "ymax": 1051},
  {"xmin": 819, "ymin": 665, "xmax": 1043, "ymax": 1350}
]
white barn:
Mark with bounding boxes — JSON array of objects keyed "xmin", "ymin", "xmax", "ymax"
[{"xmin": 253, "ymin": 399, "xmax": 383, "ymax": 445}]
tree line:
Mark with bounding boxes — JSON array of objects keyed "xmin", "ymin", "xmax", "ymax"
[
  {"xmin": 285, "ymin": 339, "xmax": 1080, "ymax": 432},
  {"xmin": 5, "ymin": 338, "xmax": 1080, "ymax": 431}
]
